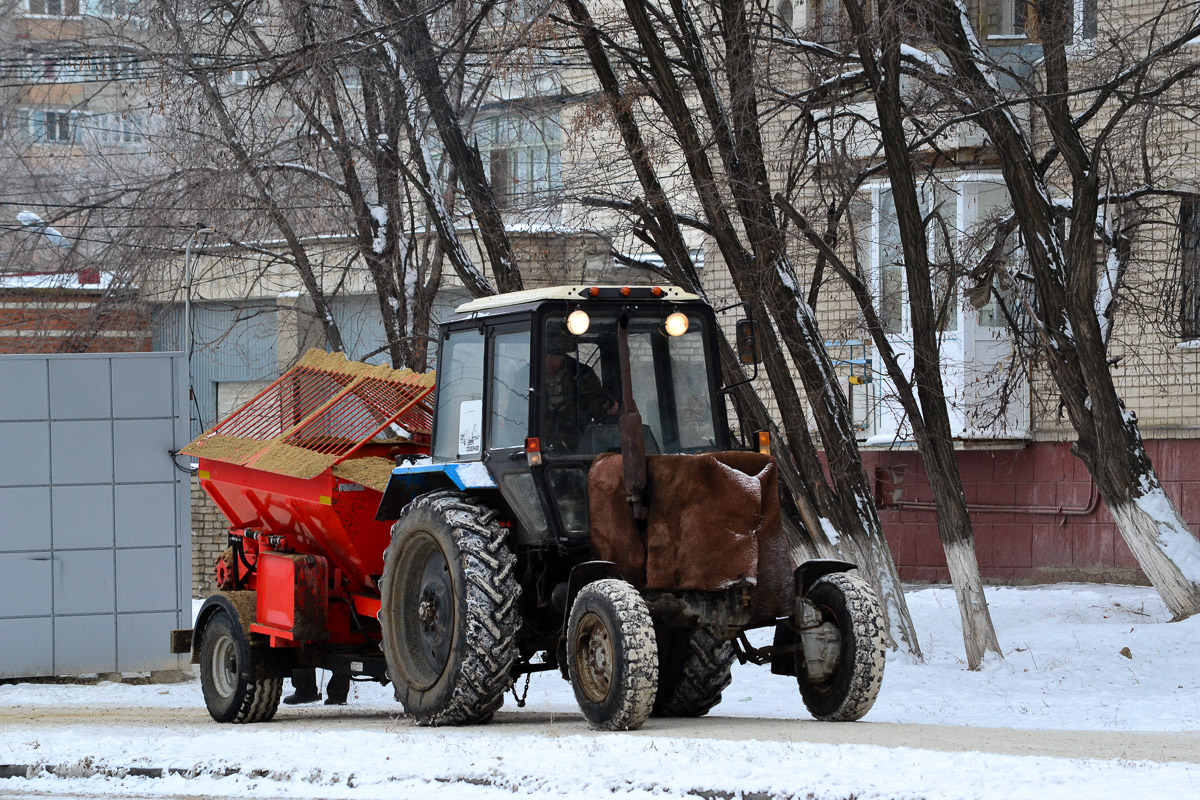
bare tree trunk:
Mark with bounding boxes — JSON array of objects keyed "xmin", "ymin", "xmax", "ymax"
[
  {"xmin": 380, "ymin": 0, "xmax": 523, "ymax": 295},
  {"xmin": 927, "ymin": 0, "xmax": 1200, "ymax": 619},
  {"xmin": 593, "ymin": 0, "xmax": 922, "ymax": 655},
  {"xmin": 836, "ymin": 0, "xmax": 1001, "ymax": 667}
]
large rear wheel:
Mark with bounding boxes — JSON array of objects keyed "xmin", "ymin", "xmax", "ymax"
[
  {"xmin": 379, "ymin": 491, "xmax": 521, "ymax": 726},
  {"xmin": 796, "ymin": 572, "xmax": 885, "ymax": 721},
  {"xmin": 652, "ymin": 628, "xmax": 734, "ymax": 718},
  {"xmin": 199, "ymin": 608, "xmax": 282, "ymax": 724},
  {"xmin": 567, "ymin": 579, "xmax": 658, "ymax": 731}
]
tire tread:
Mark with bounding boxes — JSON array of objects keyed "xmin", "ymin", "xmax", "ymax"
[{"xmin": 800, "ymin": 572, "xmax": 886, "ymax": 722}]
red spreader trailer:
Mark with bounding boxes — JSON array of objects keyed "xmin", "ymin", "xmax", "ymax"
[{"xmin": 172, "ymin": 350, "xmax": 434, "ymax": 722}]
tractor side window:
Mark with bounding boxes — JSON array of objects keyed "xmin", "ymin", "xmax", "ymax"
[
  {"xmin": 489, "ymin": 329, "xmax": 530, "ymax": 449},
  {"xmin": 433, "ymin": 329, "xmax": 485, "ymax": 461}
]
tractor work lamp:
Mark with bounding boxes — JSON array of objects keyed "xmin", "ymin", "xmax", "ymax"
[
  {"xmin": 525, "ymin": 437, "xmax": 543, "ymax": 466},
  {"xmin": 664, "ymin": 312, "xmax": 689, "ymax": 337},
  {"xmin": 566, "ymin": 309, "xmax": 590, "ymax": 335}
]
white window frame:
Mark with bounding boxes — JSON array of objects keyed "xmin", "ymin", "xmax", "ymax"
[
  {"xmin": 18, "ymin": 108, "xmax": 82, "ymax": 145},
  {"xmin": 25, "ymin": 0, "xmax": 78, "ymax": 17},
  {"xmin": 1072, "ymin": 0, "xmax": 1098, "ymax": 42},
  {"xmin": 474, "ymin": 110, "xmax": 562, "ymax": 208}
]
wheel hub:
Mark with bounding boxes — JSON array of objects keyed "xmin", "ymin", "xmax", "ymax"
[
  {"xmin": 209, "ymin": 634, "xmax": 238, "ymax": 699},
  {"xmin": 418, "ymin": 582, "xmax": 448, "ymax": 642},
  {"xmin": 574, "ymin": 612, "xmax": 614, "ymax": 703}
]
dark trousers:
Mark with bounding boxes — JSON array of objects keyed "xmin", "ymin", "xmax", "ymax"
[{"xmin": 291, "ymin": 668, "xmax": 350, "ymax": 702}]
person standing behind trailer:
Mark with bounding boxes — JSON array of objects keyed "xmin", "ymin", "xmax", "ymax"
[{"xmin": 284, "ymin": 668, "xmax": 350, "ymax": 705}]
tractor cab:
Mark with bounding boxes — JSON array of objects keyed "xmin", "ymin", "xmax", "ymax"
[{"xmin": 414, "ymin": 285, "xmax": 730, "ymax": 545}]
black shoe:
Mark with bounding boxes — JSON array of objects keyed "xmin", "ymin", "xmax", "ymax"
[
  {"xmin": 283, "ymin": 690, "xmax": 321, "ymax": 705},
  {"xmin": 324, "ymin": 696, "xmax": 347, "ymax": 706}
]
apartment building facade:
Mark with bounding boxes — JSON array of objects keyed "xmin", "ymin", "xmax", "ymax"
[
  {"xmin": 9, "ymin": 1, "xmax": 1198, "ymax": 588},
  {"xmin": 1, "ymin": 1, "xmax": 151, "ymax": 353}
]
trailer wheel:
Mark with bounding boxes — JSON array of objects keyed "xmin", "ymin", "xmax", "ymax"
[
  {"xmin": 380, "ymin": 491, "xmax": 521, "ymax": 726},
  {"xmin": 199, "ymin": 609, "xmax": 282, "ymax": 724},
  {"xmin": 652, "ymin": 628, "xmax": 734, "ymax": 718},
  {"xmin": 567, "ymin": 579, "xmax": 658, "ymax": 731},
  {"xmin": 797, "ymin": 573, "xmax": 886, "ymax": 722}
]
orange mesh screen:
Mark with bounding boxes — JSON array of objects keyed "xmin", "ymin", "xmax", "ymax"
[{"xmin": 182, "ymin": 349, "xmax": 435, "ymax": 477}]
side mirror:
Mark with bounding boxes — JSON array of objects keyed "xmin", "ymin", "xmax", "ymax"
[{"xmin": 736, "ymin": 319, "xmax": 760, "ymax": 365}]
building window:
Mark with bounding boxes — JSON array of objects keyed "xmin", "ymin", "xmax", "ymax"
[
  {"xmin": 17, "ymin": 108, "xmax": 142, "ymax": 146},
  {"xmin": 808, "ymin": 0, "xmax": 847, "ymax": 45},
  {"xmin": 1180, "ymin": 197, "xmax": 1200, "ymax": 339},
  {"xmin": 90, "ymin": 111, "xmax": 143, "ymax": 145},
  {"xmin": 474, "ymin": 111, "xmax": 561, "ymax": 208},
  {"xmin": 24, "ymin": 51, "xmax": 141, "ymax": 83},
  {"xmin": 985, "ymin": 0, "xmax": 1028, "ymax": 38},
  {"xmin": 1074, "ymin": 0, "xmax": 1097, "ymax": 41},
  {"xmin": 981, "ymin": 0, "xmax": 1095, "ymax": 42},
  {"xmin": 18, "ymin": 109, "xmax": 80, "ymax": 144},
  {"xmin": 27, "ymin": 0, "xmax": 80, "ymax": 15},
  {"xmin": 863, "ymin": 183, "xmax": 959, "ymax": 335},
  {"xmin": 859, "ymin": 179, "xmax": 1021, "ymax": 336},
  {"xmin": 83, "ymin": 0, "xmax": 139, "ymax": 16}
]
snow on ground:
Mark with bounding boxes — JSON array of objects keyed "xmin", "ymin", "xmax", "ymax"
[{"xmin": 1, "ymin": 584, "xmax": 1198, "ymax": 799}]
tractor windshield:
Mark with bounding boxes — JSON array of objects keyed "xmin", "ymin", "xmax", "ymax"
[{"xmin": 539, "ymin": 308, "xmax": 718, "ymax": 458}]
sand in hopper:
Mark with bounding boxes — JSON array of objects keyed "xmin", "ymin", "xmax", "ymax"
[
  {"xmin": 250, "ymin": 443, "xmax": 339, "ymax": 481},
  {"xmin": 181, "ymin": 434, "xmax": 268, "ymax": 464},
  {"xmin": 331, "ymin": 457, "xmax": 396, "ymax": 493}
]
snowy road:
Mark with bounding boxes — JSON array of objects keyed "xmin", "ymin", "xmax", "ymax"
[
  {"xmin": 1, "ymin": 704, "xmax": 1197, "ymax": 764},
  {"xmin": 2, "ymin": 584, "xmax": 1198, "ymax": 799}
]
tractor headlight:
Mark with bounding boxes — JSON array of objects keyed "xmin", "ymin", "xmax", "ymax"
[
  {"xmin": 664, "ymin": 312, "xmax": 689, "ymax": 337},
  {"xmin": 567, "ymin": 309, "xmax": 590, "ymax": 335}
]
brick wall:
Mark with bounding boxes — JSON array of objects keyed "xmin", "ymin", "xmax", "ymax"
[
  {"xmin": 0, "ymin": 289, "xmax": 151, "ymax": 355},
  {"xmin": 190, "ymin": 477, "xmax": 228, "ymax": 599},
  {"xmin": 861, "ymin": 439, "xmax": 1200, "ymax": 584}
]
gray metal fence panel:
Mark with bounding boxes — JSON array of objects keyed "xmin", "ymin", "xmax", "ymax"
[{"xmin": 0, "ymin": 352, "xmax": 191, "ymax": 679}]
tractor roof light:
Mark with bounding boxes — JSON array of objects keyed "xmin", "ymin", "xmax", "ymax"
[
  {"xmin": 664, "ymin": 311, "xmax": 689, "ymax": 337},
  {"xmin": 566, "ymin": 309, "xmax": 590, "ymax": 335}
]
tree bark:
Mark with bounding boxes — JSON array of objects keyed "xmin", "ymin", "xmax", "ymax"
[
  {"xmin": 926, "ymin": 0, "xmax": 1200, "ymax": 618},
  {"xmin": 380, "ymin": 0, "xmax": 523, "ymax": 295},
  {"xmin": 835, "ymin": 0, "xmax": 1001, "ymax": 667},
  {"xmin": 608, "ymin": 0, "xmax": 921, "ymax": 655}
]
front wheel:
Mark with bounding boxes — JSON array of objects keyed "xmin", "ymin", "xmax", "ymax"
[
  {"xmin": 199, "ymin": 608, "xmax": 282, "ymax": 724},
  {"xmin": 567, "ymin": 579, "xmax": 658, "ymax": 731},
  {"xmin": 379, "ymin": 491, "xmax": 521, "ymax": 726},
  {"xmin": 796, "ymin": 572, "xmax": 886, "ymax": 722}
]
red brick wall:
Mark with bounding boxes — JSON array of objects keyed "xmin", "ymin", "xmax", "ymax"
[
  {"xmin": 860, "ymin": 440, "xmax": 1200, "ymax": 584},
  {"xmin": 0, "ymin": 291, "xmax": 151, "ymax": 354}
]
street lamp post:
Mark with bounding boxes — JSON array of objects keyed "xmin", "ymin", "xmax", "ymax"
[{"xmin": 183, "ymin": 227, "xmax": 214, "ymax": 420}]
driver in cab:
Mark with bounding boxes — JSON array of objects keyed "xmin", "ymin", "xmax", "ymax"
[{"xmin": 541, "ymin": 330, "xmax": 618, "ymax": 452}]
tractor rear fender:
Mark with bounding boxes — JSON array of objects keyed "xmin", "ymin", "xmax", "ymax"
[
  {"xmin": 190, "ymin": 591, "xmax": 258, "ymax": 665},
  {"xmin": 563, "ymin": 561, "xmax": 624, "ymax": 630},
  {"xmin": 375, "ymin": 462, "xmax": 499, "ymax": 520},
  {"xmin": 793, "ymin": 559, "xmax": 858, "ymax": 597}
]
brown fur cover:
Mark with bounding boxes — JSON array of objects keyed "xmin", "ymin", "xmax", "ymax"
[{"xmin": 588, "ymin": 452, "xmax": 793, "ymax": 621}]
